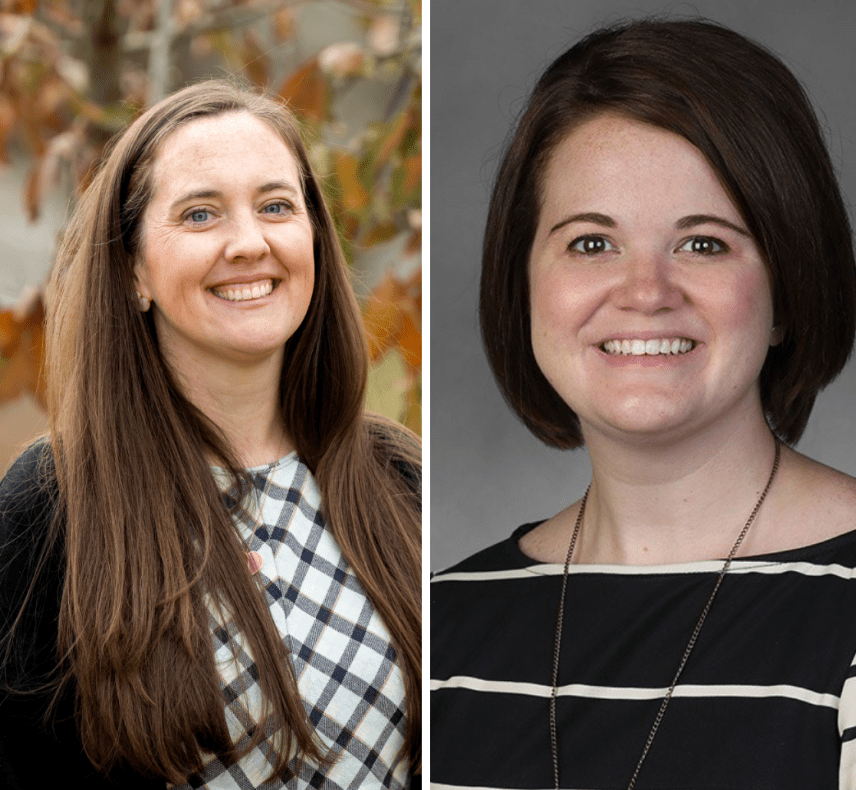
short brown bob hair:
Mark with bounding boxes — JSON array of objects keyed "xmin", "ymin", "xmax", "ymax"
[{"xmin": 480, "ymin": 18, "xmax": 856, "ymax": 448}]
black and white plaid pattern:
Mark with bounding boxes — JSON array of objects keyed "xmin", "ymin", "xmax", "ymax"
[{"xmin": 170, "ymin": 454, "xmax": 408, "ymax": 789}]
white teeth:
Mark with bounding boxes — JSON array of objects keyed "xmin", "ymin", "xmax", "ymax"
[
  {"xmin": 602, "ymin": 338, "xmax": 696, "ymax": 356},
  {"xmin": 211, "ymin": 279, "xmax": 275, "ymax": 302}
]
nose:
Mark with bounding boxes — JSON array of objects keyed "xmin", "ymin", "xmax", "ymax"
[
  {"xmin": 612, "ymin": 251, "xmax": 684, "ymax": 314},
  {"xmin": 224, "ymin": 212, "xmax": 271, "ymax": 263}
]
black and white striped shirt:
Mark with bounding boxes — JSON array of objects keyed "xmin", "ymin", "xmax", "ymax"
[{"xmin": 431, "ymin": 522, "xmax": 856, "ymax": 789}]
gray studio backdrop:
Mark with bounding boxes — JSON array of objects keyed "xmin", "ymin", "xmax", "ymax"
[{"xmin": 430, "ymin": 0, "xmax": 856, "ymax": 571}]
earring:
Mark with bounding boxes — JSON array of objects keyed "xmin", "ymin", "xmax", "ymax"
[
  {"xmin": 770, "ymin": 325, "xmax": 783, "ymax": 346},
  {"xmin": 136, "ymin": 290, "xmax": 151, "ymax": 312}
]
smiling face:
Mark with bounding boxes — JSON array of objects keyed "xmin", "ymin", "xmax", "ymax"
[
  {"xmin": 529, "ymin": 114, "xmax": 777, "ymax": 445},
  {"xmin": 134, "ymin": 111, "xmax": 315, "ymax": 373}
]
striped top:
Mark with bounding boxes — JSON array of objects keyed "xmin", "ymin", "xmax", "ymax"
[{"xmin": 431, "ymin": 522, "xmax": 856, "ymax": 790}]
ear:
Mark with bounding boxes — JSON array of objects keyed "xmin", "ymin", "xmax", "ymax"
[
  {"xmin": 133, "ymin": 261, "xmax": 153, "ymax": 311},
  {"xmin": 133, "ymin": 260, "xmax": 153, "ymax": 299},
  {"xmin": 770, "ymin": 325, "xmax": 783, "ymax": 346}
]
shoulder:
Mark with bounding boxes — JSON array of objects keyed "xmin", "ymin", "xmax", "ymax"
[
  {"xmin": 364, "ymin": 412, "xmax": 421, "ymax": 495},
  {"xmin": 763, "ymin": 447, "xmax": 856, "ymax": 554},
  {"xmin": 432, "ymin": 522, "xmax": 541, "ymax": 580},
  {"xmin": 0, "ymin": 439, "xmax": 59, "ymax": 617},
  {"xmin": 0, "ymin": 440, "xmax": 62, "ymax": 687},
  {"xmin": 431, "ymin": 524, "xmax": 552, "ymax": 679},
  {"xmin": 0, "ymin": 439, "xmax": 56, "ymax": 540}
]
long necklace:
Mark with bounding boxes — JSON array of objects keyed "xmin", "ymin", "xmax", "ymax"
[{"xmin": 549, "ymin": 438, "xmax": 781, "ymax": 790}]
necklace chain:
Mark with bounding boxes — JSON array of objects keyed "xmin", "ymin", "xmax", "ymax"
[{"xmin": 549, "ymin": 438, "xmax": 781, "ymax": 790}]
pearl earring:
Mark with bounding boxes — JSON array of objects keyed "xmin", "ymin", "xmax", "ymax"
[{"xmin": 136, "ymin": 290, "xmax": 151, "ymax": 312}]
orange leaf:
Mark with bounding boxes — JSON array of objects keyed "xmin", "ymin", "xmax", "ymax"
[
  {"xmin": 0, "ymin": 294, "xmax": 46, "ymax": 407},
  {"xmin": 0, "ymin": 325, "xmax": 44, "ymax": 406},
  {"xmin": 0, "ymin": 311, "xmax": 24, "ymax": 358},
  {"xmin": 362, "ymin": 221, "xmax": 398, "ymax": 247},
  {"xmin": 403, "ymin": 152, "xmax": 421, "ymax": 194},
  {"xmin": 23, "ymin": 161, "xmax": 42, "ymax": 222},
  {"xmin": 30, "ymin": 317, "xmax": 46, "ymax": 407},
  {"xmin": 376, "ymin": 110, "xmax": 410, "ymax": 169},
  {"xmin": 333, "ymin": 152, "xmax": 370, "ymax": 213},
  {"xmin": 363, "ymin": 275, "xmax": 404, "ymax": 361},
  {"xmin": 0, "ymin": 347, "xmax": 29, "ymax": 403},
  {"xmin": 241, "ymin": 30, "xmax": 268, "ymax": 88},
  {"xmin": 398, "ymin": 312, "xmax": 421, "ymax": 370},
  {"xmin": 405, "ymin": 228, "xmax": 421, "ymax": 256},
  {"xmin": 277, "ymin": 58, "xmax": 327, "ymax": 123}
]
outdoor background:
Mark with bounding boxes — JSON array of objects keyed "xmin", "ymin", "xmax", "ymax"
[
  {"xmin": 0, "ymin": 0, "xmax": 421, "ymax": 470},
  {"xmin": 431, "ymin": 0, "xmax": 856, "ymax": 571}
]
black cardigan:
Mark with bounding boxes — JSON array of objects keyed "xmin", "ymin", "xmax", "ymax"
[
  {"xmin": 0, "ymin": 442, "xmax": 162, "ymax": 789},
  {"xmin": 1, "ymin": 440, "xmax": 421, "ymax": 788}
]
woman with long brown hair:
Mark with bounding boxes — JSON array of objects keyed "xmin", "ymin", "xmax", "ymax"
[
  {"xmin": 0, "ymin": 80, "xmax": 420, "ymax": 789},
  {"xmin": 432, "ymin": 18, "xmax": 856, "ymax": 790}
]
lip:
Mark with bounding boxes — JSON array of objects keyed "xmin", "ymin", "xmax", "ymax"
[
  {"xmin": 594, "ymin": 340, "xmax": 702, "ymax": 367},
  {"xmin": 208, "ymin": 277, "xmax": 280, "ymax": 304},
  {"xmin": 208, "ymin": 275, "xmax": 281, "ymax": 289},
  {"xmin": 595, "ymin": 330, "xmax": 700, "ymax": 344}
]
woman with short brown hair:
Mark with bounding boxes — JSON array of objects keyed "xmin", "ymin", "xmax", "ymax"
[{"xmin": 432, "ymin": 19, "xmax": 856, "ymax": 789}]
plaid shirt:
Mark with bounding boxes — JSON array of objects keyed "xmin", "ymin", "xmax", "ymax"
[{"xmin": 170, "ymin": 454, "xmax": 409, "ymax": 789}]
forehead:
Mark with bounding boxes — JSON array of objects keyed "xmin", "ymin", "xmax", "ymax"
[
  {"xmin": 149, "ymin": 111, "xmax": 302, "ymax": 197},
  {"xmin": 539, "ymin": 113, "xmax": 738, "ymax": 219}
]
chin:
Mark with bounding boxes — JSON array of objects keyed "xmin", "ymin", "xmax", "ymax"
[
  {"xmin": 215, "ymin": 335, "xmax": 292, "ymax": 362},
  {"xmin": 585, "ymin": 399, "xmax": 698, "ymax": 441}
]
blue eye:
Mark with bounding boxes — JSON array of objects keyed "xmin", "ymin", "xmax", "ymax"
[
  {"xmin": 679, "ymin": 236, "xmax": 727, "ymax": 255},
  {"xmin": 188, "ymin": 209, "xmax": 210, "ymax": 223},
  {"xmin": 569, "ymin": 236, "xmax": 615, "ymax": 255},
  {"xmin": 262, "ymin": 201, "xmax": 292, "ymax": 215}
]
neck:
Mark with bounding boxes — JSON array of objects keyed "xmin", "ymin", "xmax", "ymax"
[
  {"xmin": 164, "ymin": 347, "xmax": 292, "ymax": 468},
  {"xmin": 576, "ymin": 410, "xmax": 780, "ymax": 565}
]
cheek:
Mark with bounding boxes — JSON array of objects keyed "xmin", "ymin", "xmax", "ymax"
[
  {"xmin": 724, "ymin": 269, "xmax": 775, "ymax": 338},
  {"xmin": 529, "ymin": 264, "xmax": 594, "ymax": 348},
  {"xmin": 529, "ymin": 270, "xmax": 576, "ymax": 389}
]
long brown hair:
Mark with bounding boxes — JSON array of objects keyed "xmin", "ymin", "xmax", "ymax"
[
  {"xmin": 480, "ymin": 18, "xmax": 856, "ymax": 447},
  {"xmin": 44, "ymin": 80, "xmax": 420, "ymax": 781}
]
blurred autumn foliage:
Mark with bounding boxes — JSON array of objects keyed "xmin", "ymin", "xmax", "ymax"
[{"xmin": 0, "ymin": 0, "xmax": 421, "ymax": 434}]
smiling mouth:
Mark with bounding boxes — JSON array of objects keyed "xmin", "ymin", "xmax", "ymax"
[
  {"xmin": 600, "ymin": 338, "xmax": 697, "ymax": 356},
  {"xmin": 210, "ymin": 279, "xmax": 278, "ymax": 303}
]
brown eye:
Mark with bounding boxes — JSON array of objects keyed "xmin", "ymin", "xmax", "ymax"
[
  {"xmin": 680, "ymin": 236, "xmax": 727, "ymax": 255},
  {"xmin": 569, "ymin": 236, "xmax": 614, "ymax": 255}
]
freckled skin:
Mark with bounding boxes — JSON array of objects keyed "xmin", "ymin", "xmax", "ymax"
[
  {"xmin": 528, "ymin": 114, "xmax": 777, "ymax": 446},
  {"xmin": 134, "ymin": 112, "xmax": 315, "ymax": 373}
]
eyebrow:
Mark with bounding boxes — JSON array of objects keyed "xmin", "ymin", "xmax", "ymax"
[
  {"xmin": 676, "ymin": 214, "xmax": 750, "ymax": 237},
  {"xmin": 549, "ymin": 212, "xmax": 615, "ymax": 235},
  {"xmin": 548, "ymin": 212, "xmax": 750, "ymax": 237},
  {"xmin": 168, "ymin": 181, "xmax": 301, "ymax": 211}
]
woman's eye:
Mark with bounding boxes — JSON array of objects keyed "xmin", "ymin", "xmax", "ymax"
[
  {"xmin": 679, "ymin": 236, "xmax": 727, "ymax": 255},
  {"xmin": 262, "ymin": 201, "xmax": 292, "ymax": 215},
  {"xmin": 188, "ymin": 209, "xmax": 211, "ymax": 224},
  {"xmin": 569, "ymin": 236, "xmax": 614, "ymax": 255}
]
